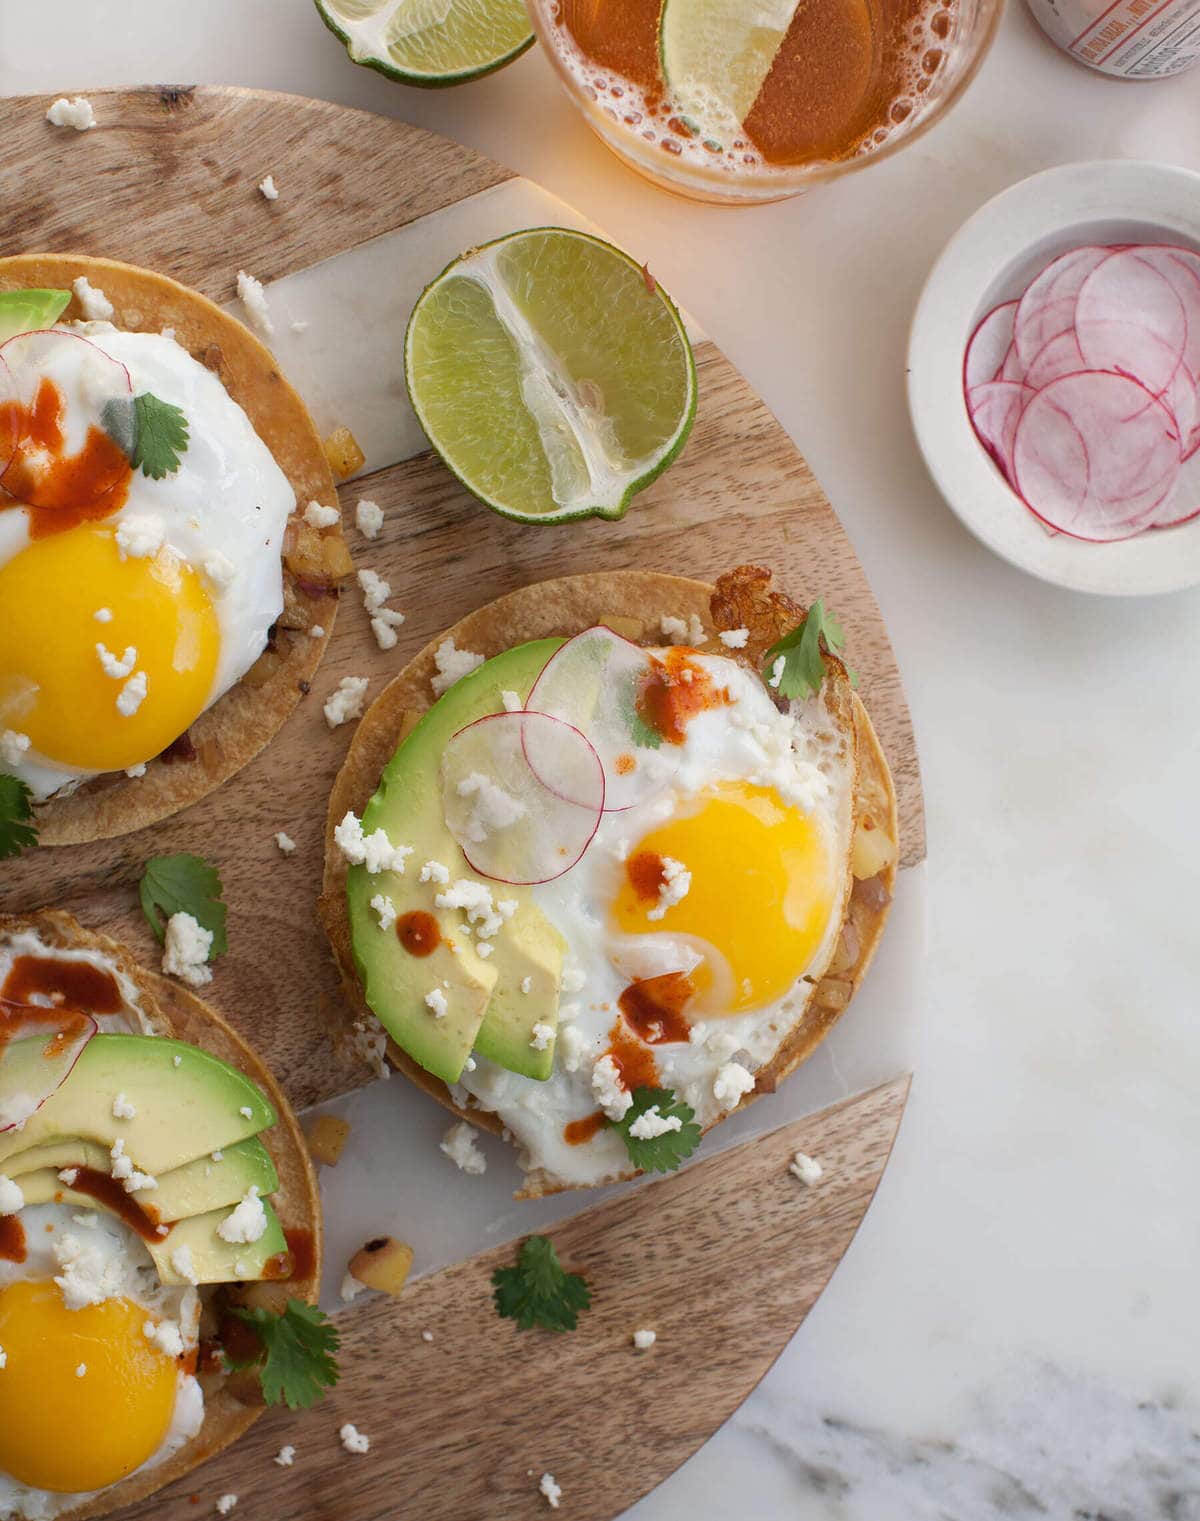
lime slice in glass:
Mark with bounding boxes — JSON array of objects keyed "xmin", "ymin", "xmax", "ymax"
[
  {"xmin": 659, "ymin": 0, "xmax": 800, "ymax": 145},
  {"xmin": 314, "ymin": 0, "xmax": 533, "ymax": 87},
  {"xmin": 405, "ymin": 228, "xmax": 697, "ymax": 525}
]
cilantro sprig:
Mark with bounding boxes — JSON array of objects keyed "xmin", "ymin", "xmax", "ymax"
[
  {"xmin": 138, "ymin": 853, "xmax": 227, "ymax": 959},
  {"xmin": 610, "ymin": 1086, "xmax": 702, "ymax": 1174},
  {"xmin": 0, "ymin": 775, "xmax": 37, "ymax": 859},
  {"xmin": 132, "ymin": 392, "xmax": 189, "ymax": 478},
  {"xmin": 228, "ymin": 1298, "xmax": 340, "ymax": 1409},
  {"xmin": 763, "ymin": 600, "xmax": 851, "ymax": 701},
  {"xmin": 492, "ymin": 1235, "xmax": 591, "ymax": 1332}
]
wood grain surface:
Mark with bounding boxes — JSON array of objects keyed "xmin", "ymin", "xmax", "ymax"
[
  {"xmin": 114, "ymin": 1076, "xmax": 909, "ymax": 1521},
  {"xmin": 0, "ymin": 84, "xmax": 922, "ymax": 1110},
  {"xmin": 0, "ymin": 88, "xmax": 919, "ymax": 1521}
]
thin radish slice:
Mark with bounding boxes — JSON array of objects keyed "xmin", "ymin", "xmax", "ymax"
[
  {"xmin": 1075, "ymin": 251, "xmax": 1188, "ymax": 398},
  {"xmin": 0, "ymin": 329, "xmax": 132, "ymax": 509},
  {"xmin": 1161, "ymin": 360, "xmax": 1199, "ymax": 457},
  {"xmin": 965, "ymin": 301, "xmax": 1017, "ymax": 390},
  {"xmin": 441, "ymin": 711, "xmax": 604, "ymax": 885},
  {"xmin": 999, "ymin": 342, "xmax": 1026, "ymax": 383},
  {"xmin": 1129, "ymin": 246, "xmax": 1200, "ymax": 391},
  {"xmin": 1013, "ymin": 371, "xmax": 1181, "ymax": 541},
  {"xmin": 0, "ymin": 1005, "xmax": 97, "ymax": 1133},
  {"xmin": 968, "ymin": 380, "xmax": 1033, "ymax": 481},
  {"xmin": 525, "ymin": 627, "xmax": 678, "ymax": 811},
  {"xmin": 0, "ymin": 357, "xmax": 18, "ymax": 474},
  {"xmin": 1023, "ymin": 330, "xmax": 1087, "ymax": 390},
  {"xmin": 1013, "ymin": 245, "xmax": 1113, "ymax": 368}
]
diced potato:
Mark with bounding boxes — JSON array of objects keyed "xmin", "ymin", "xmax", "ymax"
[
  {"xmin": 322, "ymin": 532, "xmax": 354, "ymax": 580},
  {"xmin": 604, "ymin": 616, "xmax": 644, "ymax": 641},
  {"xmin": 227, "ymin": 1279, "xmax": 292, "ymax": 1317},
  {"xmin": 307, "ymin": 1114, "xmax": 351, "ymax": 1168},
  {"xmin": 323, "ymin": 426, "xmax": 365, "ymax": 481},
  {"xmin": 851, "ymin": 813, "xmax": 898, "ymax": 880},
  {"xmin": 348, "ymin": 1236, "xmax": 413, "ymax": 1297}
]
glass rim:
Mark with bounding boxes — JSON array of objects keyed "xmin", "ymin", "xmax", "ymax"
[{"xmin": 525, "ymin": 0, "xmax": 1007, "ymax": 199}]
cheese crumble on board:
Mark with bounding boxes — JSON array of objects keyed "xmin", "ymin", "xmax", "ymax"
[
  {"xmin": 340, "ymin": 1424, "xmax": 370, "ymax": 1455},
  {"xmin": 539, "ymin": 1473, "xmax": 563, "ymax": 1509},
  {"xmin": 789, "ymin": 1150, "xmax": 824, "ymax": 1185},
  {"xmin": 236, "ymin": 269, "xmax": 274, "ymax": 339},
  {"xmin": 440, "ymin": 1121, "xmax": 487, "ymax": 1175},
  {"xmin": 46, "ymin": 96, "xmax": 96, "ymax": 129},
  {"xmin": 325, "ymin": 676, "xmax": 370, "ymax": 729}
]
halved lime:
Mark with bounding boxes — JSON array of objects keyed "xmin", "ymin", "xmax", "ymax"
[
  {"xmin": 659, "ymin": 0, "xmax": 799, "ymax": 145},
  {"xmin": 314, "ymin": 0, "xmax": 533, "ymax": 88},
  {"xmin": 405, "ymin": 228, "xmax": 697, "ymax": 525}
]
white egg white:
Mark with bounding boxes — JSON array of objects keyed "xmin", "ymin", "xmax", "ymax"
[
  {"xmin": 456, "ymin": 654, "xmax": 855, "ymax": 1187},
  {"xmin": 0, "ymin": 321, "xmax": 295, "ymax": 801}
]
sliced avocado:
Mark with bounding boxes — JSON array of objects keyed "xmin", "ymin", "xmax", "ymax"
[
  {"xmin": 149, "ymin": 1197, "xmax": 288, "ymax": 1286},
  {"xmin": 0, "ymin": 287, "xmax": 71, "ymax": 343},
  {"xmin": 5, "ymin": 1134, "xmax": 278, "ymax": 1222},
  {"xmin": 349, "ymin": 639, "xmax": 567, "ymax": 1084},
  {"xmin": 0, "ymin": 1034, "xmax": 275, "ymax": 1173},
  {"xmin": 1, "ymin": 1137, "xmax": 109, "ymax": 1179},
  {"xmin": 16, "ymin": 1167, "xmax": 288, "ymax": 1285},
  {"xmin": 138, "ymin": 1138, "xmax": 279, "ymax": 1222}
]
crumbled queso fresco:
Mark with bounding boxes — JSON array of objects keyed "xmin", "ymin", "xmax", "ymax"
[
  {"xmin": 45, "ymin": 95, "xmax": 96, "ymax": 129},
  {"xmin": 236, "ymin": 269, "xmax": 273, "ymax": 339},
  {"xmin": 325, "ymin": 677, "xmax": 370, "ymax": 729},
  {"xmin": 161, "ymin": 911, "xmax": 213, "ymax": 988},
  {"xmin": 431, "ymin": 638, "xmax": 484, "ymax": 696},
  {"xmin": 440, "ymin": 1121, "xmax": 486, "ymax": 1175}
]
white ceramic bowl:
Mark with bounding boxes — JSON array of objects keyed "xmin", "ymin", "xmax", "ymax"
[{"xmin": 908, "ymin": 160, "xmax": 1200, "ymax": 597}]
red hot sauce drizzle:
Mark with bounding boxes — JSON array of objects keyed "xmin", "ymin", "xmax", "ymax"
[
  {"xmin": 396, "ymin": 911, "xmax": 440, "ymax": 957},
  {"xmin": 0, "ymin": 1215, "xmax": 26, "ymax": 1263},
  {"xmin": 618, "ymin": 971, "xmax": 695, "ymax": 1046},
  {"xmin": 1, "ymin": 955, "xmax": 123, "ymax": 1015},
  {"xmin": 635, "ymin": 647, "xmax": 731, "ymax": 746},
  {"xmin": 68, "ymin": 1168, "xmax": 165, "ymax": 1241},
  {"xmin": 0, "ymin": 376, "xmax": 132, "ymax": 537}
]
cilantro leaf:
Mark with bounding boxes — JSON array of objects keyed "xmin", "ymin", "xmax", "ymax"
[
  {"xmin": 0, "ymin": 775, "xmax": 37, "ymax": 859},
  {"xmin": 610, "ymin": 1086, "xmax": 702, "ymax": 1174},
  {"xmin": 492, "ymin": 1235, "xmax": 591, "ymax": 1332},
  {"xmin": 131, "ymin": 392, "xmax": 189, "ymax": 479},
  {"xmin": 138, "ymin": 853, "xmax": 227, "ymax": 957},
  {"xmin": 228, "ymin": 1299, "xmax": 340, "ymax": 1410},
  {"xmin": 762, "ymin": 600, "xmax": 848, "ymax": 701}
]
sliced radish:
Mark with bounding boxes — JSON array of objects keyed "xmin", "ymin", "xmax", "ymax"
[
  {"xmin": 0, "ymin": 329, "xmax": 132, "ymax": 509},
  {"xmin": 1013, "ymin": 246, "xmax": 1112, "ymax": 368},
  {"xmin": 964, "ymin": 301, "xmax": 1017, "ymax": 390},
  {"xmin": 998, "ymin": 342, "xmax": 1026, "ymax": 383},
  {"xmin": 1024, "ymin": 330, "xmax": 1086, "ymax": 390},
  {"xmin": 441, "ymin": 712, "xmax": 604, "ymax": 885},
  {"xmin": 1075, "ymin": 251, "xmax": 1188, "ymax": 398},
  {"xmin": 525, "ymin": 627, "xmax": 677, "ymax": 812},
  {"xmin": 0, "ymin": 1006, "xmax": 97, "ymax": 1133},
  {"xmin": 968, "ymin": 380, "xmax": 1033, "ymax": 480},
  {"xmin": 1013, "ymin": 371, "xmax": 1181, "ymax": 541},
  {"xmin": 1129, "ymin": 246, "xmax": 1200, "ymax": 390}
]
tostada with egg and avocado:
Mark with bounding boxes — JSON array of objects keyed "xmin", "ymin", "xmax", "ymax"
[
  {"xmin": 0, "ymin": 256, "xmax": 350, "ymax": 848},
  {"xmin": 321, "ymin": 565, "xmax": 898, "ymax": 1195},
  {"xmin": 0, "ymin": 910, "xmax": 333, "ymax": 1521}
]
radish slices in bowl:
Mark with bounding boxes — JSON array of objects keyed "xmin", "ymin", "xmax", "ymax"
[{"xmin": 964, "ymin": 243, "xmax": 1200, "ymax": 542}]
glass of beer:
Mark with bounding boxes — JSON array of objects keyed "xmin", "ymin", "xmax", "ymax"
[{"xmin": 527, "ymin": 0, "xmax": 1003, "ymax": 204}]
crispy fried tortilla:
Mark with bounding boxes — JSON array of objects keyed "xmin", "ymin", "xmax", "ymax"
[
  {"xmin": 0, "ymin": 909, "xmax": 322, "ymax": 1520},
  {"xmin": 319, "ymin": 568, "xmax": 899, "ymax": 1192},
  {"xmin": 0, "ymin": 255, "xmax": 348, "ymax": 846}
]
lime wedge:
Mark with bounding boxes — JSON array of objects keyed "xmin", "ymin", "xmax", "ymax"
[
  {"xmin": 314, "ymin": 0, "xmax": 533, "ymax": 86},
  {"xmin": 405, "ymin": 228, "xmax": 697, "ymax": 525},
  {"xmin": 659, "ymin": 0, "xmax": 799, "ymax": 145}
]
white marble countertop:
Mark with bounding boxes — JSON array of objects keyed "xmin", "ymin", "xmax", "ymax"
[{"xmin": 4, "ymin": 4, "xmax": 1200, "ymax": 1517}]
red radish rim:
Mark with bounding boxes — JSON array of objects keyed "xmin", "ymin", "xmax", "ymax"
[
  {"xmin": 963, "ymin": 300, "xmax": 1017, "ymax": 393},
  {"xmin": 525, "ymin": 625, "xmax": 668, "ymax": 815},
  {"xmin": 0, "ymin": 1007, "xmax": 98, "ymax": 1133},
  {"xmin": 1011, "ymin": 369, "xmax": 1181, "ymax": 542},
  {"xmin": 444, "ymin": 710, "xmax": 605, "ymax": 885}
]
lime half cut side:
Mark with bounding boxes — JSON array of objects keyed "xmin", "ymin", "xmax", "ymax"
[
  {"xmin": 404, "ymin": 228, "xmax": 697, "ymax": 525},
  {"xmin": 659, "ymin": 0, "xmax": 800, "ymax": 146},
  {"xmin": 315, "ymin": 0, "xmax": 533, "ymax": 87}
]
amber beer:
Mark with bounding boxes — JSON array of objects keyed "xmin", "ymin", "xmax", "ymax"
[{"xmin": 532, "ymin": 0, "xmax": 972, "ymax": 201}]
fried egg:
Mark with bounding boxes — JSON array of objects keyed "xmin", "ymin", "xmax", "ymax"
[
  {"xmin": 0, "ymin": 320, "xmax": 295, "ymax": 800},
  {"xmin": 456, "ymin": 650, "xmax": 856, "ymax": 1187},
  {"xmin": 0, "ymin": 935, "xmax": 201, "ymax": 1516},
  {"xmin": 0, "ymin": 1205, "xmax": 203, "ymax": 1518}
]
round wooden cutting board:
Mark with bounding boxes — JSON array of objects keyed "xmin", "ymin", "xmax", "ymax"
[{"xmin": 0, "ymin": 87, "xmax": 923, "ymax": 1521}]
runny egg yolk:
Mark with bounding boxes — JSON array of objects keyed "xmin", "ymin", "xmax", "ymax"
[
  {"xmin": 611, "ymin": 781, "xmax": 834, "ymax": 1013},
  {"xmin": 0, "ymin": 524, "xmax": 219, "ymax": 771},
  {"xmin": 0, "ymin": 1279, "xmax": 179, "ymax": 1493}
]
